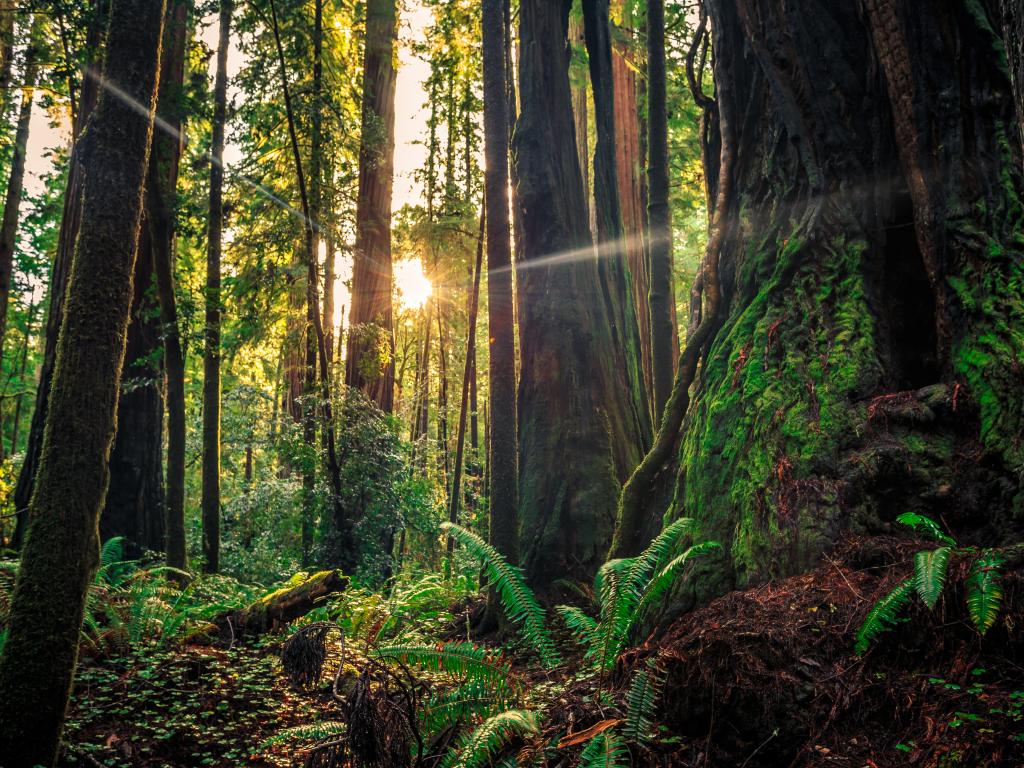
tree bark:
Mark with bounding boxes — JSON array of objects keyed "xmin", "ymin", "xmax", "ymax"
[
  {"xmin": 211, "ymin": 570, "xmax": 346, "ymax": 641},
  {"xmin": 514, "ymin": 0, "xmax": 651, "ymax": 590},
  {"xmin": 581, "ymin": 0, "xmax": 653, "ymax": 454},
  {"xmin": 201, "ymin": 0, "xmax": 232, "ymax": 574},
  {"xmin": 658, "ymin": 0, "xmax": 1024, "ymax": 602},
  {"xmin": 345, "ymin": 0, "xmax": 397, "ymax": 411},
  {"xmin": 0, "ymin": 0, "xmax": 166, "ymax": 762},
  {"xmin": 1002, "ymin": 0, "xmax": 1024, "ymax": 146},
  {"xmin": 645, "ymin": 0, "xmax": 676, "ymax": 423},
  {"xmin": 0, "ymin": 1, "xmax": 15, "ymax": 121},
  {"xmin": 12, "ymin": 0, "xmax": 109, "ymax": 549},
  {"xmin": 9, "ymin": 299, "xmax": 36, "ymax": 456}
]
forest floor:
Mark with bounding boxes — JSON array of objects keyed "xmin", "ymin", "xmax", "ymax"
[{"xmin": 53, "ymin": 536, "xmax": 1024, "ymax": 768}]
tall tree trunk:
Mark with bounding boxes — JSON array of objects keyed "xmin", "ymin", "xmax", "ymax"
[
  {"xmin": 0, "ymin": 0, "xmax": 165, "ymax": 762},
  {"xmin": 345, "ymin": 0, "xmax": 397, "ymax": 411},
  {"xmin": 9, "ymin": 298, "xmax": 36, "ymax": 456},
  {"xmin": 1002, "ymin": 0, "xmax": 1024, "ymax": 145},
  {"xmin": 646, "ymin": 0, "xmax": 675, "ymax": 423},
  {"xmin": 0, "ymin": 1, "xmax": 15, "ymax": 121},
  {"xmin": 611, "ymin": 6, "xmax": 655, "ymax": 416},
  {"xmin": 0, "ymin": 14, "xmax": 43, "ymax": 367},
  {"xmin": 11, "ymin": 0, "xmax": 109, "ymax": 548},
  {"xmin": 514, "ymin": 0, "xmax": 650, "ymax": 590},
  {"xmin": 445, "ymin": 211, "xmax": 485, "ymax": 566},
  {"xmin": 99, "ymin": 236, "xmax": 166, "ymax": 554},
  {"xmin": 637, "ymin": 0, "xmax": 1024, "ymax": 602},
  {"xmin": 569, "ymin": 12, "xmax": 590, "ymax": 227},
  {"xmin": 581, "ymin": 0, "xmax": 653, "ymax": 450},
  {"xmin": 201, "ymin": 0, "xmax": 232, "ymax": 574},
  {"xmin": 150, "ymin": 0, "xmax": 189, "ymax": 574}
]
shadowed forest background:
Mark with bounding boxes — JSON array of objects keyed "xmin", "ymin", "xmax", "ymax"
[{"xmin": 0, "ymin": 0, "xmax": 1023, "ymax": 766}]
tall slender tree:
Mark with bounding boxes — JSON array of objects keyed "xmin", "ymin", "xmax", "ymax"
[
  {"xmin": 0, "ymin": 13, "xmax": 44, "ymax": 367},
  {"xmin": 345, "ymin": 0, "xmax": 397, "ymax": 411},
  {"xmin": 0, "ymin": 0, "xmax": 166, "ymax": 761},
  {"xmin": 201, "ymin": 0, "xmax": 233, "ymax": 574},
  {"xmin": 646, "ymin": 0, "xmax": 675, "ymax": 422}
]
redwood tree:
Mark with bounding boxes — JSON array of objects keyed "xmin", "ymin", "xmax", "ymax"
[
  {"xmin": 0, "ymin": 0, "xmax": 166, "ymax": 761},
  {"xmin": 514, "ymin": 0, "xmax": 651, "ymax": 589},
  {"xmin": 346, "ymin": 0, "xmax": 398, "ymax": 411},
  {"xmin": 620, "ymin": 0, "xmax": 1024, "ymax": 601}
]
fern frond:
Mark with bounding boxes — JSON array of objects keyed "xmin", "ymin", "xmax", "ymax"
[
  {"xmin": 376, "ymin": 642, "xmax": 514, "ymax": 693},
  {"xmin": 440, "ymin": 709, "xmax": 540, "ymax": 768},
  {"xmin": 855, "ymin": 579, "xmax": 913, "ymax": 654},
  {"xmin": 895, "ymin": 513, "xmax": 956, "ymax": 546},
  {"xmin": 555, "ymin": 605, "xmax": 599, "ymax": 658},
  {"xmin": 100, "ymin": 536, "xmax": 126, "ymax": 569},
  {"xmin": 421, "ymin": 680, "xmax": 506, "ymax": 737},
  {"xmin": 261, "ymin": 721, "xmax": 346, "ymax": 748},
  {"xmin": 441, "ymin": 523, "xmax": 560, "ymax": 667},
  {"xmin": 966, "ymin": 550, "xmax": 1004, "ymax": 635},
  {"xmin": 578, "ymin": 731, "xmax": 629, "ymax": 768},
  {"xmin": 913, "ymin": 546, "xmax": 952, "ymax": 610},
  {"xmin": 633, "ymin": 541, "xmax": 721, "ymax": 621},
  {"xmin": 623, "ymin": 660, "xmax": 665, "ymax": 746}
]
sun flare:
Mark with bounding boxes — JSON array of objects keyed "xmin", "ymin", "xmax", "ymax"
[{"xmin": 395, "ymin": 258, "xmax": 432, "ymax": 310}]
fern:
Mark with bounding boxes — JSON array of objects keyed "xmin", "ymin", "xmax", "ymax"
[
  {"xmin": 555, "ymin": 605, "xmax": 599, "ymax": 661},
  {"xmin": 913, "ymin": 546, "xmax": 952, "ymax": 610},
  {"xmin": 855, "ymin": 579, "xmax": 913, "ymax": 654},
  {"xmin": 440, "ymin": 709, "xmax": 539, "ymax": 768},
  {"xmin": 623, "ymin": 660, "xmax": 664, "ymax": 746},
  {"xmin": 578, "ymin": 732, "xmax": 629, "ymax": 768},
  {"xmin": 441, "ymin": 523, "xmax": 560, "ymax": 667},
  {"xmin": 895, "ymin": 512, "xmax": 956, "ymax": 546},
  {"xmin": 634, "ymin": 541, "xmax": 722, "ymax": 620},
  {"xmin": 376, "ymin": 642, "xmax": 515, "ymax": 695},
  {"xmin": 421, "ymin": 680, "xmax": 507, "ymax": 737},
  {"xmin": 261, "ymin": 721, "xmax": 346, "ymax": 748},
  {"xmin": 966, "ymin": 550, "xmax": 1004, "ymax": 635}
]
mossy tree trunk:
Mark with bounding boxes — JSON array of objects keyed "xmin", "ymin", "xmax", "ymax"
[
  {"xmin": 661, "ymin": 0, "xmax": 1024, "ymax": 603},
  {"xmin": 11, "ymin": 0, "xmax": 108, "ymax": 549},
  {"xmin": 0, "ymin": 0, "xmax": 166, "ymax": 763},
  {"xmin": 345, "ymin": 0, "xmax": 397, "ymax": 412},
  {"xmin": 514, "ymin": 0, "xmax": 650, "ymax": 591}
]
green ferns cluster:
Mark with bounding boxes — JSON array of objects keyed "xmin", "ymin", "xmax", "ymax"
[
  {"xmin": 557, "ymin": 517, "xmax": 719, "ymax": 672},
  {"xmin": 855, "ymin": 513, "xmax": 1006, "ymax": 654}
]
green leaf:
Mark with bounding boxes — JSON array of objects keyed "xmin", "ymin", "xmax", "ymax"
[
  {"xmin": 913, "ymin": 547, "xmax": 952, "ymax": 609},
  {"xmin": 966, "ymin": 550, "xmax": 1004, "ymax": 635},
  {"xmin": 895, "ymin": 513, "xmax": 956, "ymax": 546},
  {"xmin": 623, "ymin": 660, "xmax": 665, "ymax": 746},
  {"xmin": 578, "ymin": 731, "xmax": 629, "ymax": 768},
  {"xmin": 440, "ymin": 709, "xmax": 540, "ymax": 768},
  {"xmin": 441, "ymin": 523, "xmax": 560, "ymax": 667},
  {"xmin": 855, "ymin": 579, "xmax": 914, "ymax": 654}
]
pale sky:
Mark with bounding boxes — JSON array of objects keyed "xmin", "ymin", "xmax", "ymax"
[{"xmin": 24, "ymin": 1, "xmax": 433, "ymax": 209}]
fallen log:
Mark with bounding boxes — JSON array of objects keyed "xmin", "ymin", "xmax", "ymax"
[{"xmin": 212, "ymin": 570, "xmax": 347, "ymax": 642}]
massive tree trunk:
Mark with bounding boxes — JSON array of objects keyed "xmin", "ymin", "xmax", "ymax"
[
  {"xmin": 201, "ymin": 0, "xmax": 232, "ymax": 574},
  {"xmin": 659, "ymin": 0, "xmax": 1024, "ymax": 603},
  {"xmin": 345, "ymin": 0, "xmax": 397, "ymax": 412},
  {"xmin": 1002, "ymin": 0, "xmax": 1024, "ymax": 145},
  {"xmin": 11, "ymin": 0, "xmax": 108, "ymax": 549},
  {"xmin": 514, "ymin": 0, "xmax": 650, "ymax": 590},
  {"xmin": 581, "ymin": 0, "xmax": 653, "ymax": 452},
  {"xmin": 0, "ymin": 0, "xmax": 165, "ymax": 762}
]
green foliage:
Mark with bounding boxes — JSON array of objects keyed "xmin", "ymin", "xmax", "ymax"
[
  {"xmin": 624, "ymin": 660, "xmax": 665, "ymax": 746},
  {"xmin": 856, "ymin": 514, "xmax": 1012, "ymax": 652},
  {"xmin": 578, "ymin": 732, "xmax": 629, "ymax": 768},
  {"xmin": 966, "ymin": 551, "xmax": 1005, "ymax": 635},
  {"xmin": 441, "ymin": 522, "xmax": 560, "ymax": 667},
  {"xmin": 896, "ymin": 512, "xmax": 957, "ymax": 546},
  {"xmin": 260, "ymin": 720, "xmax": 346, "ymax": 748},
  {"xmin": 561, "ymin": 518, "xmax": 718, "ymax": 672},
  {"xmin": 439, "ymin": 709, "xmax": 540, "ymax": 768},
  {"xmin": 854, "ymin": 579, "xmax": 915, "ymax": 655},
  {"xmin": 376, "ymin": 642, "xmax": 515, "ymax": 698},
  {"xmin": 913, "ymin": 547, "xmax": 952, "ymax": 610}
]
